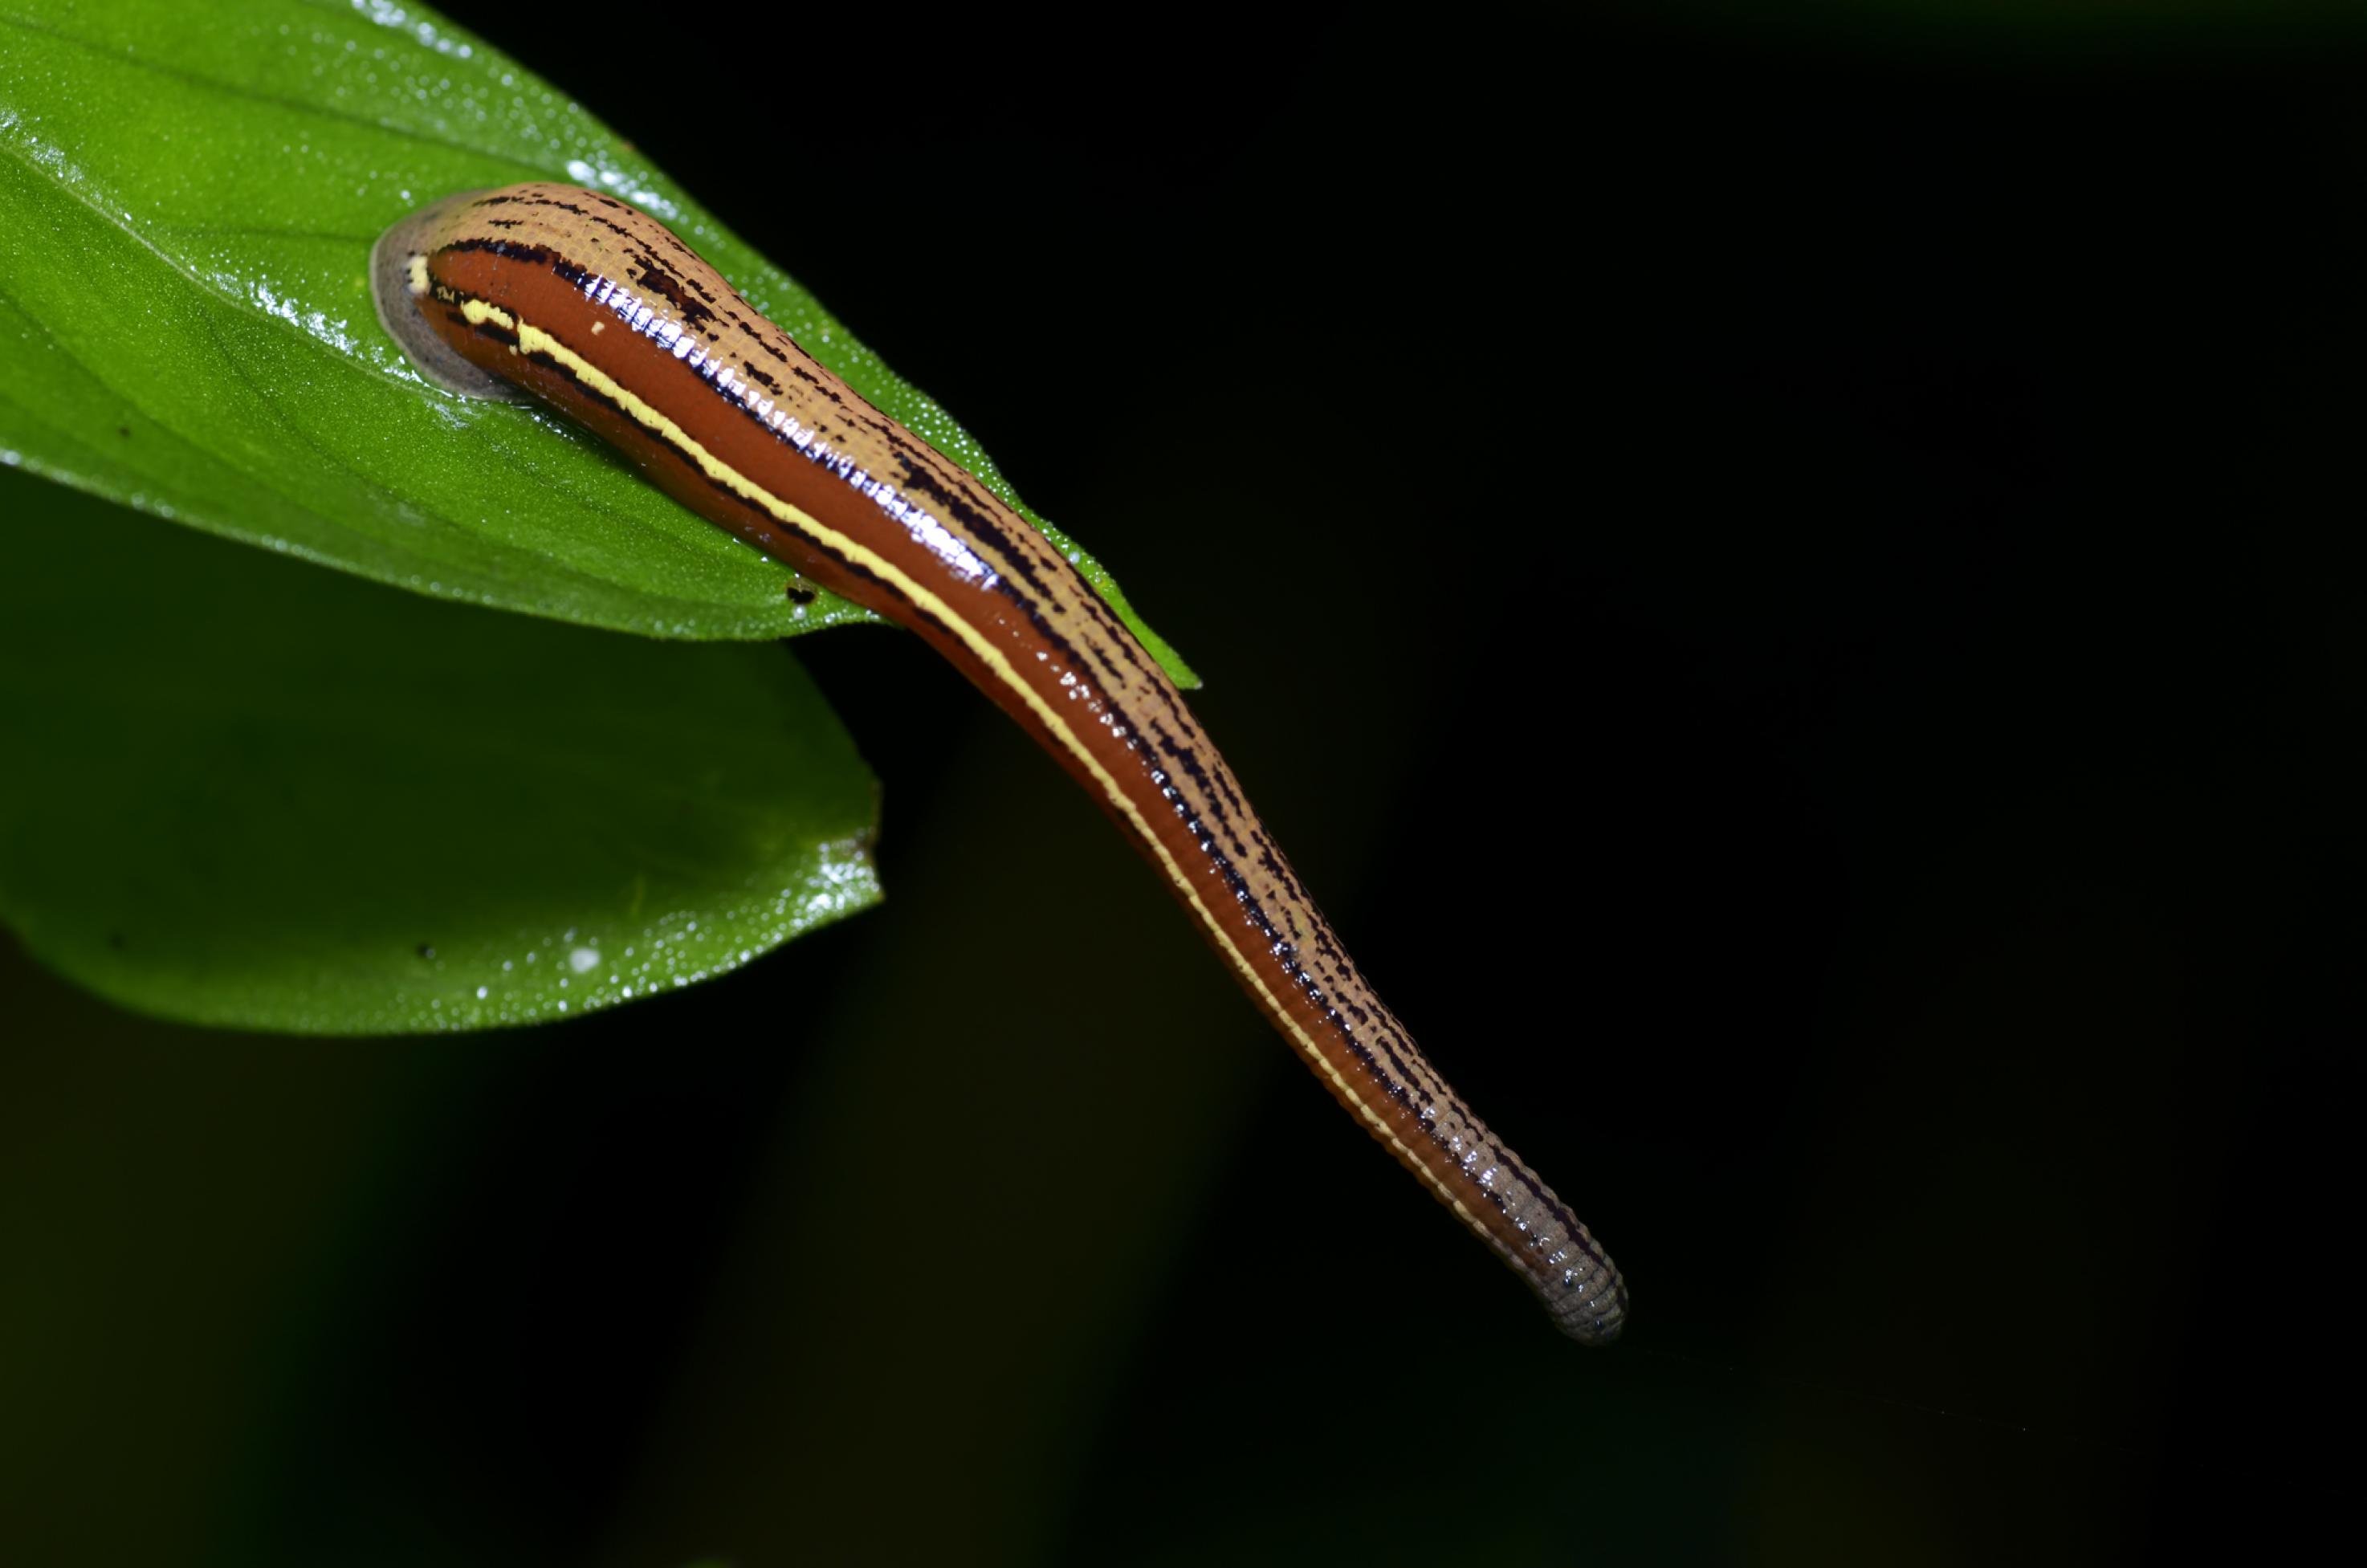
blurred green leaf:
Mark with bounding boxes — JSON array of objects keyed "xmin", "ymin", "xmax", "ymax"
[
  {"xmin": 0, "ymin": 0, "xmax": 1194, "ymax": 682},
  {"xmin": 0, "ymin": 464, "xmax": 880, "ymax": 1033}
]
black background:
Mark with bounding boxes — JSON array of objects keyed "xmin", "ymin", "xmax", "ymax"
[{"xmin": 6, "ymin": 2, "xmax": 2361, "ymax": 1562}]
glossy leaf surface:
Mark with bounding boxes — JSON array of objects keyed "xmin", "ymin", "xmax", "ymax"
[
  {"xmin": 0, "ymin": 0, "xmax": 1194, "ymax": 682},
  {"xmin": 0, "ymin": 465, "xmax": 880, "ymax": 1032}
]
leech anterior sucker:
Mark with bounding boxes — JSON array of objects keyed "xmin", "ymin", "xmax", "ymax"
[{"xmin": 369, "ymin": 182, "xmax": 1628, "ymax": 1342}]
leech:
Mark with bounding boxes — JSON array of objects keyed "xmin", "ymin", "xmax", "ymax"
[{"xmin": 372, "ymin": 184, "xmax": 1628, "ymax": 1342}]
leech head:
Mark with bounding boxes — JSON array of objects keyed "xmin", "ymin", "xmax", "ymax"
[
  {"xmin": 369, "ymin": 189, "xmax": 532, "ymax": 403},
  {"xmin": 1549, "ymin": 1253, "xmax": 1628, "ymax": 1345}
]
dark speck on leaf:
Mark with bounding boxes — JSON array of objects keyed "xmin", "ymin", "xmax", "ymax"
[{"xmin": 417, "ymin": 943, "xmax": 437, "ymax": 961}]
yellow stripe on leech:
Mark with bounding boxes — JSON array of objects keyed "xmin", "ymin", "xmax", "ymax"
[{"xmin": 456, "ymin": 296, "xmax": 1498, "ymax": 1253}]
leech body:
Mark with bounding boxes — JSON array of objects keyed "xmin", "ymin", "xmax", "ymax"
[{"xmin": 370, "ymin": 182, "xmax": 1627, "ymax": 1342}]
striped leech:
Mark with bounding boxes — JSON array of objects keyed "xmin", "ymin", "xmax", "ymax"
[{"xmin": 370, "ymin": 183, "xmax": 1627, "ymax": 1342}]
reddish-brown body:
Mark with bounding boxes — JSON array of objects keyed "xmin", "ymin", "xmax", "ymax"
[{"xmin": 372, "ymin": 182, "xmax": 1627, "ymax": 1340}]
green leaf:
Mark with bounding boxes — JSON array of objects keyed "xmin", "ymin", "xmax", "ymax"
[
  {"xmin": 0, "ymin": 463, "xmax": 881, "ymax": 1033},
  {"xmin": 0, "ymin": 0, "xmax": 1196, "ymax": 684}
]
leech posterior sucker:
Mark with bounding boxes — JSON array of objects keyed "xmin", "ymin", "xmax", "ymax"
[{"xmin": 370, "ymin": 183, "xmax": 1628, "ymax": 1342}]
